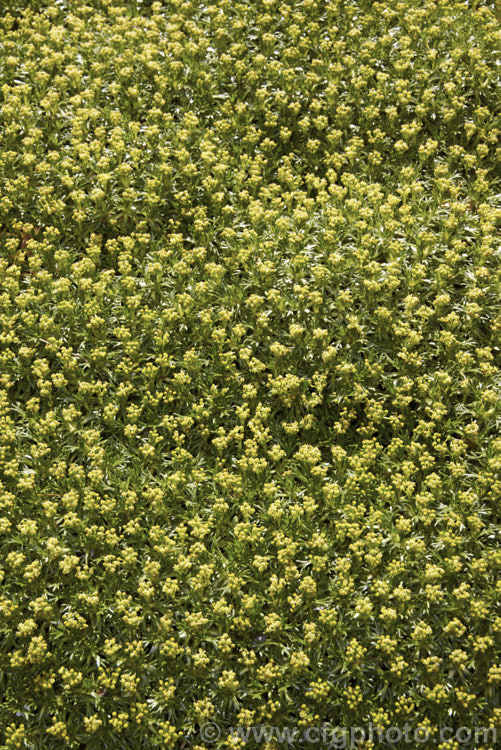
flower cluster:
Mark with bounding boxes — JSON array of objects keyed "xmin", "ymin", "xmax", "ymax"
[{"xmin": 0, "ymin": 0, "xmax": 499, "ymax": 748}]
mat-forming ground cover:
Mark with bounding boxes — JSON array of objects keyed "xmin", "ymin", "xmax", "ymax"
[{"xmin": 0, "ymin": 0, "xmax": 500, "ymax": 748}]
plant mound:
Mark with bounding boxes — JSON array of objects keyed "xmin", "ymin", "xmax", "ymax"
[{"xmin": 0, "ymin": 1, "xmax": 499, "ymax": 748}]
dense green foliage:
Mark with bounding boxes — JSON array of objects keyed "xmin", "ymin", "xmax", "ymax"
[{"xmin": 0, "ymin": 0, "xmax": 499, "ymax": 747}]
